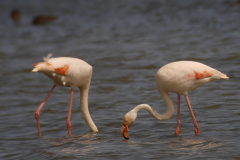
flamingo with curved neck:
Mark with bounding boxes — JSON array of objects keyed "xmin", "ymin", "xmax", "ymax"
[
  {"xmin": 121, "ymin": 61, "xmax": 228, "ymax": 139},
  {"xmin": 32, "ymin": 54, "xmax": 98, "ymax": 137}
]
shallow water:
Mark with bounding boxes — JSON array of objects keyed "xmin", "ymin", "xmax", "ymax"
[{"xmin": 1, "ymin": 0, "xmax": 240, "ymax": 159}]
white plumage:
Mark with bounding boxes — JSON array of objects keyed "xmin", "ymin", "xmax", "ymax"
[
  {"xmin": 121, "ymin": 61, "xmax": 228, "ymax": 139},
  {"xmin": 32, "ymin": 54, "xmax": 98, "ymax": 137}
]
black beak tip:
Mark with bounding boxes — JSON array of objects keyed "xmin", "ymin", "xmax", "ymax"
[{"xmin": 123, "ymin": 135, "xmax": 129, "ymax": 140}]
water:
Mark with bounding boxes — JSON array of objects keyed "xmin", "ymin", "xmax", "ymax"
[{"xmin": 0, "ymin": 0, "xmax": 240, "ymax": 159}]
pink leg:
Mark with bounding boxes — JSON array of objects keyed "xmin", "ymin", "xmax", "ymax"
[
  {"xmin": 35, "ymin": 85, "xmax": 56, "ymax": 137},
  {"xmin": 185, "ymin": 95, "xmax": 200, "ymax": 136},
  {"xmin": 67, "ymin": 88, "xmax": 74, "ymax": 136},
  {"xmin": 174, "ymin": 95, "xmax": 181, "ymax": 136}
]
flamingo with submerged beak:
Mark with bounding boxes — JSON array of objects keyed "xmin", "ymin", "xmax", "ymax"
[{"xmin": 121, "ymin": 61, "xmax": 228, "ymax": 139}]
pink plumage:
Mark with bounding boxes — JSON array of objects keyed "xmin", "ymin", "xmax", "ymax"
[
  {"xmin": 157, "ymin": 61, "xmax": 228, "ymax": 95},
  {"xmin": 121, "ymin": 61, "xmax": 228, "ymax": 139},
  {"xmin": 32, "ymin": 54, "xmax": 98, "ymax": 137}
]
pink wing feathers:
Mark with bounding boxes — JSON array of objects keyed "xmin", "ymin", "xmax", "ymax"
[{"xmin": 178, "ymin": 61, "xmax": 229, "ymax": 80}]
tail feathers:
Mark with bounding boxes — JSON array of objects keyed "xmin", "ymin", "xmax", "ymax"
[
  {"xmin": 212, "ymin": 70, "xmax": 229, "ymax": 80},
  {"xmin": 43, "ymin": 54, "xmax": 53, "ymax": 65},
  {"xmin": 32, "ymin": 54, "xmax": 54, "ymax": 72},
  {"xmin": 220, "ymin": 74, "xmax": 229, "ymax": 80},
  {"xmin": 32, "ymin": 67, "xmax": 39, "ymax": 72}
]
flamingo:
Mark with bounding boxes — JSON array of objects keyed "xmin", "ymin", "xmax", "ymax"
[
  {"xmin": 121, "ymin": 61, "xmax": 228, "ymax": 139},
  {"xmin": 32, "ymin": 54, "xmax": 98, "ymax": 137}
]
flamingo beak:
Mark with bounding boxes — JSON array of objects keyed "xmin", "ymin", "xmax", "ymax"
[{"xmin": 121, "ymin": 122, "xmax": 129, "ymax": 139}]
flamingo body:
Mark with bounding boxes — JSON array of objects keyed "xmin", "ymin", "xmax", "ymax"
[
  {"xmin": 33, "ymin": 55, "xmax": 92, "ymax": 88},
  {"xmin": 32, "ymin": 54, "xmax": 98, "ymax": 137},
  {"xmin": 121, "ymin": 61, "xmax": 228, "ymax": 139},
  {"xmin": 157, "ymin": 61, "xmax": 228, "ymax": 95}
]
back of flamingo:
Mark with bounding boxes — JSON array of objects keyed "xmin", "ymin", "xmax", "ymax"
[{"xmin": 156, "ymin": 61, "xmax": 228, "ymax": 95}]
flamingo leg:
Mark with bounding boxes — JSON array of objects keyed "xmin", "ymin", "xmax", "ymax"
[
  {"xmin": 184, "ymin": 95, "xmax": 200, "ymax": 135},
  {"xmin": 67, "ymin": 88, "xmax": 74, "ymax": 135},
  {"xmin": 35, "ymin": 85, "xmax": 56, "ymax": 137},
  {"xmin": 174, "ymin": 95, "xmax": 181, "ymax": 136}
]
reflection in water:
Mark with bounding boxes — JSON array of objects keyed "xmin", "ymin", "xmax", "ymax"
[
  {"xmin": 167, "ymin": 137, "xmax": 225, "ymax": 154},
  {"xmin": 121, "ymin": 136, "xmax": 226, "ymax": 156},
  {"xmin": 59, "ymin": 146, "xmax": 99, "ymax": 156},
  {"xmin": 41, "ymin": 133, "xmax": 101, "ymax": 156},
  {"xmin": 121, "ymin": 139, "xmax": 139, "ymax": 147}
]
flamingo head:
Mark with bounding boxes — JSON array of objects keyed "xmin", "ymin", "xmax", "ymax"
[{"xmin": 121, "ymin": 110, "xmax": 137, "ymax": 139}]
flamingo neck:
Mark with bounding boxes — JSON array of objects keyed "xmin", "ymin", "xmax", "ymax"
[
  {"xmin": 133, "ymin": 92, "xmax": 174, "ymax": 121},
  {"xmin": 79, "ymin": 86, "xmax": 98, "ymax": 132}
]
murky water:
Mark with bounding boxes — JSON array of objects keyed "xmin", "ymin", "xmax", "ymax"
[{"xmin": 1, "ymin": 0, "xmax": 240, "ymax": 159}]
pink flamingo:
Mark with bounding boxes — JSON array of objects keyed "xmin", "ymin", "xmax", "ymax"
[
  {"xmin": 121, "ymin": 61, "xmax": 228, "ymax": 139},
  {"xmin": 32, "ymin": 54, "xmax": 98, "ymax": 137}
]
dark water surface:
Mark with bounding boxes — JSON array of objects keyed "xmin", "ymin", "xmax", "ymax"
[{"xmin": 1, "ymin": 0, "xmax": 240, "ymax": 159}]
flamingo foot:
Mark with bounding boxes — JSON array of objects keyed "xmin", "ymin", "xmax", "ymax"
[
  {"xmin": 174, "ymin": 127, "xmax": 181, "ymax": 136},
  {"xmin": 35, "ymin": 111, "xmax": 41, "ymax": 137},
  {"xmin": 194, "ymin": 127, "xmax": 200, "ymax": 136},
  {"xmin": 67, "ymin": 121, "xmax": 71, "ymax": 135}
]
